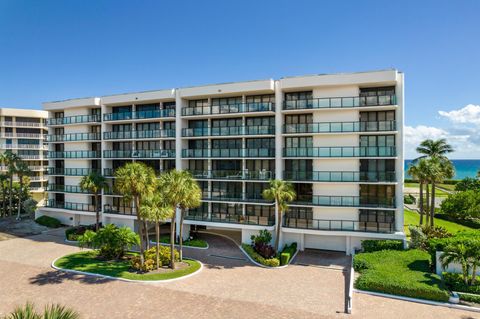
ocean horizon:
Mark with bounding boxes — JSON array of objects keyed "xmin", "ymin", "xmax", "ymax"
[{"xmin": 405, "ymin": 159, "xmax": 480, "ymax": 180}]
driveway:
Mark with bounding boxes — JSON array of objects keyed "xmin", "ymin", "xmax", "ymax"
[{"xmin": 0, "ymin": 230, "xmax": 477, "ymax": 319}]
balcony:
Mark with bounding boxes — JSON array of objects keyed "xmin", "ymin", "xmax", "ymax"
[
  {"xmin": 186, "ymin": 211, "xmax": 274, "ymax": 226},
  {"xmin": 103, "ymin": 129, "xmax": 175, "ymax": 140},
  {"xmin": 103, "ymin": 149, "xmax": 175, "ymax": 158},
  {"xmin": 2, "ymin": 121, "xmax": 45, "ymax": 128},
  {"xmin": 182, "ymin": 125, "xmax": 275, "ymax": 137},
  {"xmin": 2, "ymin": 144, "xmax": 47, "ymax": 150},
  {"xmin": 46, "ymin": 184, "xmax": 91, "ymax": 194},
  {"xmin": 1, "ymin": 165, "xmax": 45, "ymax": 172},
  {"xmin": 182, "ymin": 148, "xmax": 275, "ymax": 158},
  {"xmin": 47, "ymin": 167, "xmax": 101, "ymax": 176},
  {"xmin": 283, "ymin": 121, "xmax": 396, "ymax": 134},
  {"xmin": 103, "ymin": 109, "xmax": 175, "ymax": 122},
  {"xmin": 283, "ymin": 217, "xmax": 394, "ymax": 233},
  {"xmin": 182, "ymin": 102, "xmax": 275, "ymax": 116},
  {"xmin": 0, "ymin": 133, "xmax": 44, "ymax": 139},
  {"xmin": 282, "ymin": 95, "xmax": 396, "ymax": 110},
  {"xmin": 291, "ymin": 196, "xmax": 396, "ymax": 208},
  {"xmin": 47, "ymin": 114, "xmax": 101, "ymax": 126},
  {"xmin": 202, "ymin": 192, "xmax": 273, "ymax": 204},
  {"xmin": 45, "ymin": 199, "xmax": 96, "ymax": 212},
  {"xmin": 47, "ymin": 132, "xmax": 101, "ymax": 142},
  {"xmin": 103, "ymin": 204, "xmax": 135, "ymax": 215},
  {"xmin": 47, "ymin": 151, "xmax": 101, "ymax": 159},
  {"xmin": 283, "ymin": 171, "xmax": 396, "ymax": 182},
  {"xmin": 283, "ymin": 146, "xmax": 396, "ymax": 158},
  {"xmin": 190, "ymin": 169, "xmax": 274, "ymax": 180}
]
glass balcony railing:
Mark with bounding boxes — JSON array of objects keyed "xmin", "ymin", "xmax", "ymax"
[
  {"xmin": 283, "ymin": 121, "xmax": 396, "ymax": 134},
  {"xmin": 103, "ymin": 204, "xmax": 135, "ymax": 215},
  {"xmin": 103, "ymin": 149, "xmax": 175, "ymax": 158},
  {"xmin": 202, "ymin": 192, "xmax": 273, "ymax": 203},
  {"xmin": 47, "ymin": 151, "xmax": 101, "ymax": 159},
  {"xmin": 282, "ymin": 217, "xmax": 394, "ymax": 233},
  {"xmin": 46, "ymin": 184, "xmax": 91, "ymax": 194},
  {"xmin": 283, "ymin": 146, "xmax": 396, "ymax": 157},
  {"xmin": 47, "ymin": 167, "xmax": 102, "ymax": 176},
  {"xmin": 185, "ymin": 211, "xmax": 274, "ymax": 226},
  {"xmin": 103, "ymin": 109, "xmax": 175, "ymax": 121},
  {"xmin": 103, "ymin": 129, "xmax": 175, "ymax": 140},
  {"xmin": 283, "ymin": 171, "xmax": 396, "ymax": 182},
  {"xmin": 45, "ymin": 199, "xmax": 96, "ymax": 212},
  {"xmin": 283, "ymin": 95, "xmax": 396, "ymax": 110},
  {"xmin": 291, "ymin": 196, "xmax": 396, "ymax": 208},
  {"xmin": 47, "ymin": 132, "xmax": 101, "ymax": 142},
  {"xmin": 47, "ymin": 114, "xmax": 101, "ymax": 126},
  {"xmin": 189, "ymin": 169, "xmax": 274, "ymax": 180},
  {"xmin": 182, "ymin": 148, "xmax": 275, "ymax": 158},
  {"xmin": 182, "ymin": 102, "xmax": 275, "ymax": 116},
  {"xmin": 182, "ymin": 125, "xmax": 275, "ymax": 137}
]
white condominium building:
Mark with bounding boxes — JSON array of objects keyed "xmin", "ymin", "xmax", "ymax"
[
  {"xmin": 37, "ymin": 69, "xmax": 405, "ymax": 253},
  {"xmin": 0, "ymin": 108, "xmax": 48, "ymax": 201}
]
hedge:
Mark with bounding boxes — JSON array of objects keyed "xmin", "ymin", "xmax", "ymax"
[
  {"xmin": 459, "ymin": 293, "xmax": 480, "ymax": 304},
  {"xmin": 35, "ymin": 215, "xmax": 61, "ymax": 228},
  {"xmin": 241, "ymin": 244, "xmax": 280, "ymax": 267},
  {"xmin": 435, "ymin": 214, "xmax": 480, "ymax": 229},
  {"xmin": 361, "ymin": 240, "xmax": 404, "ymax": 253},
  {"xmin": 404, "ymin": 179, "xmax": 459, "ymax": 184},
  {"xmin": 428, "ymin": 231, "xmax": 480, "ymax": 269},
  {"xmin": 354, "ymin": 249, "xmax": 449, "ymax": 302},
  {"xmin": 443, "ymin": 272, "xmax": 480, "ymax": 295},
  {"xmin": 280, "ymin": 243, "xmax": 297, "ymax": 265}
]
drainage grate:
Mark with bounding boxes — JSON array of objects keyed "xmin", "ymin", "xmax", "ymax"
[{"xmin": 208, "ymin": 254, "xmax": 247, "ymax": 261}]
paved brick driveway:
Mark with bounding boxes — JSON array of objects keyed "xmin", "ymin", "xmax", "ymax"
[{"xmin": 0, "ymin": 229, "xmax": 477, "ymax": 319}]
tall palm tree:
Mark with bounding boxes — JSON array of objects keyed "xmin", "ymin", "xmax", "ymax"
[
  {"xmin": 407, "ymin": 161, "xmax": 424, "ymax": 224},
  {"xmin": 115, "ymin": 162, "xmax": 157, "ymax": 267},
  {"xmin": 15, "ymin": 161, "xmax": 31, "ymax": 220},
  {"xmin": 425, "ymin": 157, "xmax": 454, "ymax": 227},
  {"xmin": 140, "ymin": 190, "xmax": 173, "ymax": 270},
  {"xmin": 161, "ymin": 170, "xmax": 201, "ymax": 263},
  {"xmin": 415, "ymin": 138, "xmax": 454, "ymax": 160},
  {"xmin": 0, "ymin": 174, "xmax": 7, "ymax": 217},
  {"xmin": 2, "ymin": 151, "xmax": 20, "ymax": 217},
  {"xmin": 262, "ymin": 179, "xmax": 296, "ymax": 252},
  {"xmin": 79, "ymin": 171, "xmax": 109, "ymax": 231}
]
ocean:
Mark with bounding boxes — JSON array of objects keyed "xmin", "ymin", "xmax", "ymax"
[{"xmin": 404, "ymin": 159, "xmax": 480, "ymax": 180}]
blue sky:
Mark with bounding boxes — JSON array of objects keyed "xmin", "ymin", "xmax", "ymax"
[{"xmin": 0, "ymin": 0, "xmax": 479, "ymax": 158}]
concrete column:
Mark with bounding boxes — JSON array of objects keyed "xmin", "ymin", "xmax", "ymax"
[
  {"xmin": 100, "ymin": 103, "xmax": 107, "ymax": 217},
  {"xmin": 174, "ymin": 89, "xmax": 184, "ymax": 238},
  {"xmin": 274, "ymin": 80, "xmax": 283, "ymax": 179},
  {"xmin": 395, "ymin": 72, "xmax": 405, "ymax": 232}
]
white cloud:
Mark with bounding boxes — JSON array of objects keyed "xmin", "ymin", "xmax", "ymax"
[{"xmin": 438, "ymin": 104, "xmax": 480, "ymax": 125}]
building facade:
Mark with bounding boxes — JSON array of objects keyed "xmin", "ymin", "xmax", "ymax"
[
  {"xmin": 0, "ymin": 108, "xmax": 48, "ymax": 202},
  {"xmin": 37, "ymin": 70, "xmax": 405, "ymax": 253}
]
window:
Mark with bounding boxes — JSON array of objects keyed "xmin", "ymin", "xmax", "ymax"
[
  {"xmin": 189, "ymin": 139, "xmax": 208, "ymax": 149},
  {"xmin": 246, "ymin": 116, "xmax": 274, "ymax": 126},
  {"xmin": 188, "ymin": 99, "xmax": 208, "ymax": 108},
  {"xmin": 136, "ymin": 103, "xmax": 159, "ymax": 112},
  {"xmin": 136, "ymin": 141, "xmax": 159, "ymax": 150},
  {"xmin": 246, "ymin": 138, "xmax": 274, "ymax": 149},
  {"xmin": 285, "ymin": 91, "xmax": 313, "ymax": 101},
  {"xmin": 212, "ymin": 118, "xmax": 242, "ymax": 128},
  {"xmin": 246, "ymin": 94, "xmax": 275, "ymax": 104},
  {"xmin": 189, "ymin": 160, "xmax": 208, "ymax": 171},
  {"xmin": 163, "ymin": 121, "xmax": 175, "ymax": 130},
  {"xmin": 212, "ymin": 160, "xmax": 241, "ymax": 171},
  {"xmin": 359, "ymin": 87, "xmax": 395, "ymax": 97},
  {"xmin": 286, "ymin": 207, "xmax": 313, "ymax": 219},
  {"xmin": 245, "ymin": 159, "xmax": 274, "ymax": 172},
  {"xmin": 285, "ymin": 136, "xmax": 313, "ymax": 148},
  {"xmin": 113, "ymin": 142, "xmax": 131, "ymax": 151},
  {"xmin": 112, "ymin": 124, "xmax": 131, "ymax": 132},
  {"xmin": 188, "ymin": 120, "xmax": 208, "ymax": 129},
  {"xmin": 163, "ymin": 101, "xmax": 176, "ymax": 111},
  {"xmin": 285, "ymin": 159, "xmax": 312, "ymax": 172},
  {"xmin": 163, "ymin": 140, "xmax": 175, "ymax": 150},
  {"xmin": 211, "ymin": 96, "xmax": 242, "ymax": 106},
  {"xmin": 212, "ymin": 139, "xmax": 241, "ymax": 149},
  {"xmin": 136, "ymin": 122, "xmax": 159, "ymax": 131},
  {"xmin": 284, "ymin": 114, "xmax": 313, "ymax": 124},
  {"xmin": 360, "ymin": 135, "xmax": 395, "ymax": 147},
  {"xmin": 112, "ymin": 105, "xmax": 132, "ymax": 113},
  {"xmin": 360, "ymin": 159, "xmax": 395, "ymax": 172},
  {"xmin": 359, "ymin": 111, "xmax": 395, "ymax": 122}
]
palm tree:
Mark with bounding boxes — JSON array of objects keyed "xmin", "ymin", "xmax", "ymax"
[
  {"xmin": 262, "ymin": 179, "xmax": 296, "ymax": 252},
  {"xmin": 115, "ymin": 162, "xmax": 157, "ymax": 267},
  {"xmin": 15, "ymin": 161, "xmax": 31, "ymax": 220},
  {"xmin": 140, "ymin": 191, "xmax": 173, "ymax": 270},
  {"xmin": 160, "ymin": 170, "xmax": 201, "ymax": 263},
  {"xmin": 79, "ymin": 171, "xmax": 109, "ymax": 231},
  {"xmin": 440, "ymin": 242, "xmax": 470, "ymax": 285},
  {"xmin": 407, "ymin": 161, "xmax": 425, "ymax": 225},
  {"xmin": 426, "ymin": 157, "xmax": 454, "ymax": 227},
  {"xmin": 0, "ymin": 174, "xmax": 8, "ymax": 217},
  {"xmin": 1, "ymin": 151, "xmax": 20, "ymax": 217},
  {"xmin": 415, "ymin": 138, "xmax": 454, "ymax": 160}
]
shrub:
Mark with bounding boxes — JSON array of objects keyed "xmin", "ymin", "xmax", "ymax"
[
  {"xmin": 131, "ymin": 246, "xmax": 179, "ymax": 272},
  {"xmin": 354, "ymin": 249, "xmax": 449, "ymax": 302},
  {"xmin": 251, "ymin": 229, "xmax": 275, "ymax": 258},
  {"xmin": 443, "ymin": 272, "xmax": 480, "ymax": 294},
  {"xmin": 78, "ymin": 224, "xmax": 139, "ymax": 260},
  {"xmin": 280, "ymin": 242, "xmax": 297, "ymax": 265},
  {"xmin": 459, "ymin": 293, "xmax": 480, "ymax": 304},
  {"xmin": 250, "ymin": 229, "xmax": 272, "ymax": 245},
  {"xmin": 361, "ymin": 240, "xmax": 404, "ymax": 252},
  {"xmin": 65, "ymin": 224, "xmax": 97, "ymax": 241},
  {"xmin": 435, "ymin": 214, "xmax": 480, "ymax": 229},
  {"xmin": 35, "ymin": 215, "xmax": 61, "ymax": 228},
  {"xmin": 409, "ymin": 225, "xmax": 428, "ymax": 249},
  {"xmin": 455, "ymin": 177, "xmax": 480, "ymax": 191},
  {"xmin": 440, "ymin": 190, "xmax": 480, "ymax": 220},
  {"xmin": 242, "ymin": 244, "xmax": 280, "ymax": 267},
  {"xmin": 404, "ymin": 194, "xmax": 416, "ymax": 204}
]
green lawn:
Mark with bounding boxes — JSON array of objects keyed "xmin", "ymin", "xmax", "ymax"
[
  {"xmin": 404, "ymin": 183, "xmax": 449, "ymax": 196},
  {"xmin": 156, "ymin": 235, "xmax": 208, "ymax": 248},
  {"xmin": 354, "ymin": 249, "xmax": 449, "ymax": 302},
  {"xmin": 54, "ymin": 251, "xmax": 201, "ymax": 281},
  {"xmin": 404, "ymin": 209, "xmax": 472, "ymax": 235}
]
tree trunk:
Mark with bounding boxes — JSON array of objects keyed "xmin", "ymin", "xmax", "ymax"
[
  {"xmin": 471, "ymin": 264, "xmax": 477, "ymax": 285},
  {"xmin": 425, "ymin": 183, "xmax": 430, "ymax": 226},
  {"xmin": 144, "ymin": 219, "xmax": 149, "ymax": 250},
  {"xmin": 1, "ymin": 187, "xmax": 5, "ymax": 218},
  {"xmin": 95, "ymin": 193, "xmax": 100, "ymax": 232},
  {"xmin": 430, "ymin": 181, "xmax": 436, "ymax": 227},
  {"xmin": 419, "ymin": 182, "xmax": 424, "ymax": 225},
  {"xmin": 135, "ymin": 196, "xmax": 145, "ymax": 267},
  {"xmin": 179, "ymin": 207, "xmax": 184, "ymax": 262},
  {"xmin": 274, "ymin": 201, "xmax": 281, "ymax": 253},
  {"xmin": 170, "ymin": 209, "xmax": 176, "ymax": 269},
  {"xmin": 155, "ymin": 220, "xmax": 160, "ymax": 270},
  {"xmin": 16, "ymin": 177, "xmax": 22, "ymax": 220},
  {"xmin": 9, "ymin": 176, "xmax": 13, "ymax": 217}
]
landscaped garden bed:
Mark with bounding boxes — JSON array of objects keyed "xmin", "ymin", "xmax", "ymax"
[
  {"xmin": 54, "ymin": 251, "xmax": 201, "ymax": 281},
  {"xmin": 153, "ymin": 234, "xmax": 208, "ymax": 248},
  {"xmin": 354, "ymin": 248, "xmax": 450, "ymax": 302},
  {"xmin": 65, "ymin": 224, "xmax": 98, "ymax": 241}
]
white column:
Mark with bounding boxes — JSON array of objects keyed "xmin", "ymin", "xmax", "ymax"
[
  {"xmin": 395, "ymin": 72, "xmax": 405, "ymax": 233},
  {"xmin": 274, "ymin": 80, "xmax": 283, "ymax": 180},
  {"xmin": 174, "ymin": 89, "xmax": 184, "ymax": 238}
]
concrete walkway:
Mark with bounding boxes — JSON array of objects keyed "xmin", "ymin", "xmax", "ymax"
[{"xmin": 0, "ymin": 231, "xmax": 477, "ymax": 319}]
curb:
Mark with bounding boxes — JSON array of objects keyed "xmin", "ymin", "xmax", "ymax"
[
  {"xmin": 354, "ymin": 289, "xmax": 480, "ymax": 313},
  {"xmin": 51, "ymin": 255, "xmax": 203, "ymax": 283}
]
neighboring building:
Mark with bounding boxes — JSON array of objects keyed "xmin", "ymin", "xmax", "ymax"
[
  {"xmin": 0, "ymin": 108, "xmax": 48, "ymax": 202},
  {"xmin": 37, "ymin": 69, "xmax": 405, "ymax": 253}
]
